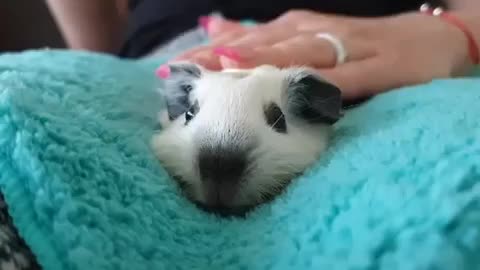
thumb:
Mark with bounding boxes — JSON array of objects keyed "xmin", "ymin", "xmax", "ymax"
[{"xmin": 317, "ymin": 57, "xmax": 390, "ymax": 99}]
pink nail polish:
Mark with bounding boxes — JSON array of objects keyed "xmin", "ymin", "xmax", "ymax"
[
  {"xmin": 213, "ymin": 46, "xmax": 245, "ymax": 62},
  {"xmin": 155, "ymin": 64, "xmax": 171, "ymax": 79},
  {"xmin": 198, "ymin": 16, "xmax": 212, "ymax": 31}
]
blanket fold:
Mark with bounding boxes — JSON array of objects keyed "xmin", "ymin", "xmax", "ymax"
[{"xmin": 0, "ymin": 50, "xmax": 480, "ymax": 270}]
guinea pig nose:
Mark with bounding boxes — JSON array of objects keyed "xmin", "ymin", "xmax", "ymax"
[
  {"xmin": 198, "ymin": 146, "xmax": 249, "ymax": 206},
  {"xmin": 203, "ymin": 181, "xmax": 239, "ymax": 207}
]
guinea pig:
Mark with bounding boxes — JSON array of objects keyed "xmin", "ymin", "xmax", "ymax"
[{"xmin": 151, "ymin": 62, "xmax": 343, "ymax": 216}]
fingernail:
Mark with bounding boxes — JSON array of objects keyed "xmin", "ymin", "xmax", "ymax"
[
  {"xmin": 198, "ymin": 16, "xmax": 212, "ymax": 32},
  {"xmin": 155, "ymin": 64, "xmax": 171, "ymax": 79},
  {"xmin": 213, "ymin": 46, "xmax": 253, "ymax": 62},
  {"xmin": 219, "ymin": 57, "xmax": 241, "ymax": 69}
]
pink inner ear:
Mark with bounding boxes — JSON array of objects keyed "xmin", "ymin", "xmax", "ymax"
[{"xmin": 155, "ymin": 65, "xmax": 171, "ymax": 79}]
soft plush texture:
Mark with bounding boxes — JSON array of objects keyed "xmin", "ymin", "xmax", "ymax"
[{"xmin": 0, "ymin": 49, "xmax": 480, "ymax": 270}]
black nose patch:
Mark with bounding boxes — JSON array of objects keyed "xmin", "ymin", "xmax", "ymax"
[
  {"xmin": 198, "ymin": 146, "xmax": 249, "ymax": 184},
  {"xmin": 197, "ymin": 145, "xmax": 250, "ymax": 206}
]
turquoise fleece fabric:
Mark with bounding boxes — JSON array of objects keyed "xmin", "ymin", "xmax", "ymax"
[{"xmin": 0, "ymin": 49, "xmax": 480, "ymax": 270}]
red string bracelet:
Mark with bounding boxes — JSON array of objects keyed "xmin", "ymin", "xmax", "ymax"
[{"xmin": 420, "ymin": 3, "xmax": 479, "ymax": 65}]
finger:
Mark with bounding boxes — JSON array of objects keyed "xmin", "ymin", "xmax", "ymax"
[
  {"xmin": 205, "ymin": 17, "xmax": 246, "ymax": 38},
  {"xmin": 214, "ymin": 43, "xmax": 332, "ymax": 69},
  {"xmin": 186, "ymin": 51, "xmax": 224, "ymax": 70},
  {"xmin": 174, "ymin": 45, "xmax": 213, "ymax": 61},
  {"xmin": 316, "ymin": 56, "xmax": 401, "ymax": 99},
  {"xmin": 225, "ymin": 23, "xmax": 296, "ymax": 47},
  {"xmin": 169, "ymin": 48, "xmax": 223, "ymax": 70},
  {"xmin": 173, "ymin": 28, "xmax": 249, "ymax": 61},
  {"xmin": 213, "ymin": 34, "xmax": 374, "ymax": 69},
  {"xmin": 210, "ymin": 28, "xmax": 251, "ymax": 45},
  {"xmin": 271, "ymin": 33, "xmax": 374, "ymax": 64},
  {"xmin": 273, "ymin": 10, "xmax": 320, "ymax": 24},
  {"xmin": 178, "ymin": 23, "xmax": 286, "ymax": 65}
]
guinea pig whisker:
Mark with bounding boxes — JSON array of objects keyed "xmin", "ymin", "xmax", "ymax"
[
  {"xmin": 259, "ymin": 191, "xmax": 276, "ymax": 203},
  {"xmin": 255, "ymin": 173, "xmax": 295, "ymax": 202},
  {"xmin": 271, "ymin": 114, "xmax": 285, "ymax": 128}
]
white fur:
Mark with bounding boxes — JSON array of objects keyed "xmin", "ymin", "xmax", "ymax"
[{"xmin": 152, "ymin": 65, "xmax": 332, "ymax": 208}]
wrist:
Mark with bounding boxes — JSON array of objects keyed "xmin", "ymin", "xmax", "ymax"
[
  {"xmin": 450, "ymin": 11, "xmax": 480, "ymax": 62},
  {"xmin": 419, "ymin": 4, "xmax": 479, "ymax": 75},
  {"xmin": 438, "ymin": 12, "xmax": 475, "ymax": 75}
]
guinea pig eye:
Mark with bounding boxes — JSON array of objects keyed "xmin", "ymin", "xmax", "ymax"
[
  {"xmin": 181, "ymin": 84, "xmax": 193, "ymax": 93},
  {"xmin": 185, "ymin": 101, "xmax": 199, "ymax": 124},
  {"xmin": 264, "ymin": 102, "xmax": 287, "ymax": 133}
]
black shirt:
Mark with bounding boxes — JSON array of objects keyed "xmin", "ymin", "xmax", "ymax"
[{"xmin": 118, "ymin": 0, "xmax": 441, "ymax": 58}]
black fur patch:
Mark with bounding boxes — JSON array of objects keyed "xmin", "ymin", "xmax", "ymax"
[
  {"xmin": 287, "ymin": 73, "xmax": 342, "ymax": 125},
  {"xmin": 170, "ymin": 63, "xmax": 202, "ymax": 78},
  {"xmin": 162, "ymin": 63, "xmax": 202, "ymax": 121}
]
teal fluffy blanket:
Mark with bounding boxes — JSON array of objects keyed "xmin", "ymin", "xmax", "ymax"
[{"xmin": 0, "ymin": 50, "xmax": 480, "ymax": 270}]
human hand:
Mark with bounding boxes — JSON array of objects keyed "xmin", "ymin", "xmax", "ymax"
[
  {"xmin": 175, "ymin": 11, "xmax": 473, "ymax": 99},
  {"xmin": 177, "ymin": 12, "xmax": 370, "ymax": 69}
]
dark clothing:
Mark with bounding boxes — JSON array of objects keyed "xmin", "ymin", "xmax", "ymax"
[{"xmin": 119, "ymin": 0, "xmax": 443, "ymax": 58}]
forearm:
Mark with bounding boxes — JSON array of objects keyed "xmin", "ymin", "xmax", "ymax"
[
  {"xmin": 46, "ymin": 0, "xmax": 127, "ymax": 53},
  {"xmin": 446, "ymin": 0, "xmax": 479, "ymax": 9}
]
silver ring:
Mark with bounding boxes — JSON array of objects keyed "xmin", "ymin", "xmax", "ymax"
[{"xmin": 315, "ymin": 33, "xmax": 348, "ymax": 65}]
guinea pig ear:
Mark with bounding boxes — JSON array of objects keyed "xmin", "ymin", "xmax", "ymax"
[
  {"xmin": 158, "ymin": 62, "xmax": 203, "ymax": 121},
  {"xmin": 285, "ymin": 68, "xmax": 343, "ymax": 125}
]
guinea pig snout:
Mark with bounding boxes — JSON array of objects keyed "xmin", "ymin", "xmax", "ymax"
[{"xmin": 197, "ymin": 146, "xmax": 249, "ymax": 207}]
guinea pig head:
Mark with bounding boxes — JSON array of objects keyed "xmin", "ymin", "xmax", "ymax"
[{"xmin": 152, "ymin": 63, "xmax": 342, "ymax": 216}]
